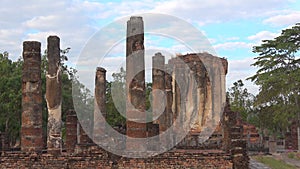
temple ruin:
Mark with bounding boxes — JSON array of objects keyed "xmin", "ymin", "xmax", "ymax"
[
  {"xmin": 0, "ymin": 16, "xmax": 249, "ymax": 169},
  {"xmin": 126, "ymin": 16, "xmax": 147, "ymax": 151},
  {"xmin": 46, "ymin": 36, "xmax": 62, "ymax": 155},
  {"xmin": 21, "ymin": 41, "xmax": 44, "ymax": 152}
]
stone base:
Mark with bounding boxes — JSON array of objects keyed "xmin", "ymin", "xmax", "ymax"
[{"xmin": 0, "ymin": 149, "xmax": 233, "ymax": 169}]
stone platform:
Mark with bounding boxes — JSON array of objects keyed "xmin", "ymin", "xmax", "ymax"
[{"xmin": 0, "ymin": 148, "xmax": 233, "ymax": 169}]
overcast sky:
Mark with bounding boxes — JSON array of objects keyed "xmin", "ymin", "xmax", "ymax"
[{"xmin": 1, "ymin": 0, "xmax": 300, "ymax": 94}]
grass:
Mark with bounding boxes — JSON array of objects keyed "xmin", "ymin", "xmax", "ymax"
[
  {"xmin": 253, "ymin": 156, "xmax": 297, "ymax": 169},
  {"xmin": 287, "ymin": 152, "xmax": 300, "ymax": 160}
]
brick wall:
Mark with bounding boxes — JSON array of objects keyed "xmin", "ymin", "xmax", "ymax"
[{"xmin": 0, "ymin": 149, "xmax": 233, "ymax": 169}]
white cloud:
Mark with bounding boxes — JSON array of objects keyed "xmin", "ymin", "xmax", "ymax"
[
  {"xmin": 0, "ymin": 0, "xmax": 294, "ymax": 96},
  {"xmin": 0, "ymin": 1, "xmax": 98, "ymax": 60},
  {"xmin": 226, "ymin": 57, "xmax": 258, "ymax": 94},
  {"xmin": 24, "ymin": 15, "xmax": 60, "ymax": 30},
  {"xmin": 228, "ymin": 57, "xmax": 255, "ymax": 71},
  {"xmin": 226, "ymin": 37, "xmax": 240, "ymax": 41},
  {"xmin": 76, "ymin": 56, "xmax": 126, "ymax": 91},
  {"xmin": 0, "ymin": 0, "xmax": 294, "ymax": 61},
  {"xmin": 263, "ymin": 11, "xmax": 300, "ymax": 26},
  {"xmin": 248, "ymin": 31, "xmax": 279, "ymax": 42},
  {"xmin": 0, "ymin": 29, "xmax": 23, "ymax": 53},
  {"xmin": 152, "ymin": 0, "xmax": 290, "ymax": 23},
  {"xmin": 208, "ymin": 38, "xmax": 217, "ymax": 44},
  {"xmin": 25, "ymin": 31, "xmax": 58, "ymax": 42},
  {"xmin": 214, "ymin": 42, "xmax": 253, "ymax": 50}
]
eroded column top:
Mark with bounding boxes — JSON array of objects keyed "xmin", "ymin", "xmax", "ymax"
[
  {"xmin": 23, "ymin": 41, "xmax": 41, "ymax": 50},
  {"xmin": 96, "ymin": 67, "xmax": 106, "ymax": 73},
  {"xmin": 47, "ymin": 35, "xmax": 60, "ymax": 42},
  {"xmin": 127, "ymin": 16, "xmax": 144, "ymax": 37}
]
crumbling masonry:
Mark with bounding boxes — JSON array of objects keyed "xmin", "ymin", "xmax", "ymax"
[
  {"xmin": 46, "ymin": 36, "xmax": 62, "ymax": 155},
  {"xmin": 0, "ymin": 16, "xmax": 249, "ymax": 169},
  {"xmin": 21, "ymin": 41, "xmax": 44, "ymax": 152},
  {"xmin": 93, "ymin": 67, "xmax": 107, "ymax": 144},
  {"xmin": 126, "ymin": 16, "xmax": 147, "ymax": 151}
]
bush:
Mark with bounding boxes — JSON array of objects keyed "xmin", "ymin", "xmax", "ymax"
[{"xmin": 288, "ymin": 152, "xmax": 295, "ymax": 159}]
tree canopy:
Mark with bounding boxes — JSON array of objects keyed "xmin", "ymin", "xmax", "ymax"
[
  {"xmin": 248, "ymin": 23, "xmax": 300, "ymax": 134},
  {"xmin": 0, "ymin": 49, "xmax": 79, "ymax": 146},
  {"xmin": 227, "ymin": 79, "xmax": 255, "ymax": 123},
  {"xmin": 0, "ymin": 52, "xmax": 22, "ymax": 146}
]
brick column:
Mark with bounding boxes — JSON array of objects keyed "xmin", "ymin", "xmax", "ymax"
[
  {"xmin": 21, "ymin": 41, "xmax": 43, "ymax": 152},
  {"xmin": 65, "ymin": 110, "xmax": 78, "ymax": 153},
  {"xmin": 222, "ymin": 99, "xmax": 249, "ymax": 168},
  {"xmin": 165, "ymin": 64, "xmax": 173, "ymax": 144},
  {"xmin": 171, "ymin": 58, "xmax": 184, "ymax": 133},
  {"xmin": 231, "ymin": 126, "xmax": 249, "ymax": 169},
  {"xmin": 222, "ymin": 99, "xmax": 235, "ymax": 152},
  {"xmin": 152, "ymin": 53, "xmax": 166, "ymax": 131},
  {"xmin": 152, "ymin": 52, "xmax": 170, "ymax": 148},
  {"xmin": 126, "ymin": 16, "xmax": 147, "ymax": 151},
  {"xmin": 46, "ymin": 36, "xmax": 62, "ymax": 155},
  {"xmin": 93, "ymin": 67, "xmax": 106, "ymax": 144}
]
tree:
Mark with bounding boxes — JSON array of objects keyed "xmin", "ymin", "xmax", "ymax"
[
  {"xmin": 227, "ymin": 80, "xmax": 255, "ymax": 122},
  {"xmin": 0, "ymin": 52, "xmax": 22, "ymax": 147},
  {"xmin": 0, "ymin": 48, "xmax": 81, "ymax": 146},
  {"xmin": 106, "ymin": 67, "xmax": 126, "ymax": 127},
  {"xmin": 105, "ymin": 67, "xmax": 152, "ymax": 127},
  {"xmin": 248, "ymin": 23, "xmax": 300, "ymax": 134}
]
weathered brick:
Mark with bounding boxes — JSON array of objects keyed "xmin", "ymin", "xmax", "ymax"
[{"xmin": 21, "ymin": 41, "xmax": 44, "ymax": 152}]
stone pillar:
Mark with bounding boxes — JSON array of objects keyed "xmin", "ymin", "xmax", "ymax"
[
  {"xmin": 152, "ymin": 53, "xmax": 167, "ymax": 145},
  {"xmin": 65, "ymin": 110, "xmax": 78, "ymax": 153},
  {"xmin": 93, "ymin": 67, "xmax": 106, "ymax": 144},
  {"xmin": 165, "ymin": 64, "xmax": 173, "ymax": 144},
  {"xmin": 221, "ymin": 58, "xmax": 228, "ymax": 106},
  {"xmin": 212, "ymin": 58, "xmax": 222, "ymax": 125},
  {"xmin": 152, "ymin": 53, "xmax": 165, "ymax": 128},
  {"xmin": 126, "ymin": 16, "xmax": 147, "ymax": 151},
  {"xmin": 172, "ymin": 58, "xmax": 184, "ymax": 131},
  {"xmin": 222, "ymin": 99, "xmax": 234, "ymax": 152},
  {"xmin": 231, "ymin": 126, "xmax": 249, "ymax": 169},
  {"xmin": 170, "ymin": 59, "xmax": 179, "ymax": 144},
  {"xmin": 21, "ymin": 41, "xmax": 43, "ymax": 152},
  {"xmin": 46, "ymin": 36, "xmax": 62, "ymax": 155}
]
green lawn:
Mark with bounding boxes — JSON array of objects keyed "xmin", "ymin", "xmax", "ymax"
[{"xmin": 253, "ymin": 156, "xmax": 297, "ymax": 169}]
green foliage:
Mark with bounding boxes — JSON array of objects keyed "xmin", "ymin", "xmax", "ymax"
[
  {"xmin": 0, "ymin": 52, "xmax": 22, "ymax": 146},
  {"xmin": 253, "ymin": 156, "xmax": 297, "ymax": 169},
  {"xmin": 0, "ymin": 48, "xmax": 78, "ymax": 146},
  {"xmin": 106, "ymin": 67, "xmax": 152, "ymax": 127},
  {"xmin": 288, "ymin": 152, "xmax": 295, "ymax": 159},
  {"xmin": 227, "ymin": 80, "xmax": 255, "ymax": 122},
  {"xmin": 287, "ymin": 152, "xmax": 300, "ymax": 160},
  {"xmin": 106, "ymin": 81, "xmax": 126, "ymax": 127},
  {"xmin": 106, "ymin": 68, "xmax": 126, "ymax": 127},
  {"xmin": 248, "ymin": 23, "xmax": 300, "ymax": 134}
]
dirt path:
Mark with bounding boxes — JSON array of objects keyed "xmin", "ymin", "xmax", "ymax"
[{"xmin": 249, "ymin": 157, "xmax": 272, "ymax": 169}]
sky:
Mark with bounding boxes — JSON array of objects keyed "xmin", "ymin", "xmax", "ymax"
[{"xmin": 1, "ymin": 0, "xmax": 300, "ymax": 94}]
